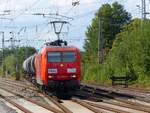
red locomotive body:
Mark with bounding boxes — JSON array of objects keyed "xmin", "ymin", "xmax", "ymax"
[
  {"xmin": 23, "ymin": 45, "xmax": 81, "ymax": 96},
  {"xmin": 35, "ymin": 46, "xmax": 81, "ymax": 89}
]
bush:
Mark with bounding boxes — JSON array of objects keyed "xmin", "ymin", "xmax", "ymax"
[{"xmin": 82, "ymin": 19, "xmax": 150, "ymax": 86}]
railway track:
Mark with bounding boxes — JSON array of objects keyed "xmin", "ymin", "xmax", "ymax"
[
  {"xmin": 0, "ymin": 82, "xmax": 72, "ymax": 113},
  {"xmin": 83, "ymin": 83, "xmax": 150, "ymax": 95},
  {"xmin": 0, "ymin": 78, "xmax": 36, "ymax": 90},
  {"xmin": 0, "ymin": 79, "xmax": 102, "ymax": 113},
  {"xmin": 0, "ymin": 78, "xmax": 150, "ymax": 113},
  {"xmin": 80, "ymin": 83, "xmax": 150, "ymax": 102},
  {"xmin": 0, "ymin": 84, "xmax": 64, "ymax": 113},
  {"xmin": 0, "ymin": 78, "xmax": 100, "ymax": 113},
  {"xmin": 0, "ymin": 94, "xmax": 32, "ymax": 113},
  {"xmin": 76, "ymin": 83, "xmax": 150, "ymax": 113}
]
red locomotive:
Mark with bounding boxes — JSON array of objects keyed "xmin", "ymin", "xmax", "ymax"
[{"xmin": 23, "ymin": 40, "xmax": 81, "ymax": 97}]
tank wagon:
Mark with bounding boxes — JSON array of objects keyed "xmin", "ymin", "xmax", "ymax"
[
  {"xmin": 23, "ymin": 55, "xmax": 36, "ymax": 75},
  {"xmin": 23, "ymin": 42, "xmax": 81, "ymax": 97}
]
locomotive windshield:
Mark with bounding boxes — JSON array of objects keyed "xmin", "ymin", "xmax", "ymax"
[
  {"xmin": 48, "ymin": 52, "xmax": 61, "ymax": 62},
  {"xmin": 63, "ymin": 52, "xmax": 76, "ymax": 62},
  {"xmin": 48, "ymin": 52, "xmax": 76, "ymax": 62}
]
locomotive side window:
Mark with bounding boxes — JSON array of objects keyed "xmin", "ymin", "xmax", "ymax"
[
  {"xmin": 63, "ymin": 52, "xmax": 76, "ymax": 62},
  {"xmin": 48, "ymin": 52, "xmax": 61, "ymax": 62}
]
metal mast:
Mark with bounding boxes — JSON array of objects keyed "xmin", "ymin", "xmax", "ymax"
[
  {"xmin": 0, "ymin": 32, "xmax": 5, "ymax": 76},
  {"xmin": 142, "ymin": 0, "xmax": 147, "ymax": 19},
  {"xmin": 98, "ymin": 18, "xmax": 104, "ymax": 64},
  {"xmin": 5, "ymin": 32, "xmax": 20, "ymax": 80}
]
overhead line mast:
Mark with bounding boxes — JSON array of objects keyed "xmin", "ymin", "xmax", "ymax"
[
  {"xmin": 0, "ymin": 32, "xmax": 5, "ymax": 77},
  {"xmin": 141, "ymin": 0, "xmax": 150, "ymax": 19},
  {"xmin": 142, "ymin": 0, "xmax": 146, "ymax": 19}
]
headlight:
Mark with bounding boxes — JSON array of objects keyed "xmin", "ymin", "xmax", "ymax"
[
  {"xmin": 48, "ymin": 68, "xmax": 57, "ymax": 73},
  {"xmin": 70, "ymin": 75, "xmax": 76, "ymax": 78},
  {"xmin": 67, "ymin": 68, "xmax": 76, "ymax": 73},
  {"xmin": 48, "ymin": 75, "xmax": 54, "ymax": 78}
]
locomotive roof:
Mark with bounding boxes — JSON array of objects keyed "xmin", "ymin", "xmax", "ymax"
[
  {"xmin": 46, "ymin": 46, "xmax": 78, "ymax": 50},
  {"xmin": 38, "ymin": 45, "xmax": 79, "ymax": 53},
  {"xmin": 44, "ymin": 45, "xmax": 77, "ymax": 48}
]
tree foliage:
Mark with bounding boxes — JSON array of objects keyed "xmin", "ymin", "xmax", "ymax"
[
  {"xmin": 0, "ymin": 46, "xmax": 36, "ymax": 76},
  {"xmin": 107, "ymin": 19, "xmax": 150, "ymax": 83},
  {"xmin": 83, "ymin": 19, "xmax": 150, "ymax": 86},
  {"xmin": 84, "ymin": 2, "xmax": 131, "ymax": 62}
]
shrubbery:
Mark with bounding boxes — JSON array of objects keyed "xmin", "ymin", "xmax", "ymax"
[
  {"xmin": 83, "ymin": 19, "xmax": 150, "ymax": 86},
  {"xmin": 0, "ymin": 47, "xmax": 36, "ymax": 78}
]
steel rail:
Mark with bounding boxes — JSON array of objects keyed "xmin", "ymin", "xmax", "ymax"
[
  {"xmin": 0, "ymin": 94, "xmax": 32, "ymax": 113},
  {"xmin": 84, "ymin": 101, "xmax": 130, "ymax": 113},
  {"xmin": 0, "ymin": 79, "xmax": 73, "ymax": 113},
  {"xmin": 0, "ymin": 86, "xmax": 63, "ymax": 113},
  {"xmin": 79, "ymin": 83, "xmax": 150, "ymax": 112},
  {"xmin": 0, "ymin": 82, "xmax": 39, "ymax": 98},
  {"xmin": 115, "ymin": 98, "xmax": 150, "ymax": 112},
  {"xmin": 45, "ymin": 95, "xmax": 73, "ymax": 113},
  {"xmin": 0, "ymin": 79, "xmax": 37, "ymax": 91},
  {"xmin": 24, "ymin": 77, "xmax": 73, "ymax": 113},
  {"xmin": 0, "ymin": 78, "xmax": 35, "ymax": 88},
  {"xmin": 81, "ymin": 83, "xmax": 150, "ymax": 101},
  {"xmin": 72, "ymin": 98, "xmax": 102, "ymax": 113}
]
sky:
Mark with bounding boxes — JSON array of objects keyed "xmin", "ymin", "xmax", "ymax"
[{"xmin": 0, "ymin": 0, "xmax": 149, "ymax": 50}]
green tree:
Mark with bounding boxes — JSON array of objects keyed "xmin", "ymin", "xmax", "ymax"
[
  {"xmin": 107, "ymin": 19, "xmax": 150, "ymax": 84},
  {"xmin": 83, "ymin": 19, "xmax": 150, "ymax": 86},
  {"xmin": 0, "ymin": 46, "xmax": 36, "ymax": 77},
  {"xmin": 84, "ymin": 2, "xmax": 131, "ymax": 62},
  {"xmin": 4, "ymin": 54, "xmax": 16, "ymax": 76}
]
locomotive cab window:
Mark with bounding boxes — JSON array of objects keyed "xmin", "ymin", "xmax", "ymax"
[
  {"xmin": 62, "ymin": 52, "xmax": 76, "ymax": 62},
  {"xmin": 48, "ymin": 52, "xmax": 61, "ymax": 62},
  {"xmin": 48, "ymin": 52, "xmax": 76, "ymax": 62}
]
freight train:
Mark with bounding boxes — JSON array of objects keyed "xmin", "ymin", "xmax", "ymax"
[{"xmin": 23, "ymin": 40, "xmax": 81, "ymax": 97}]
